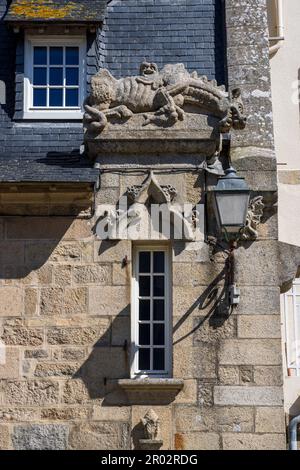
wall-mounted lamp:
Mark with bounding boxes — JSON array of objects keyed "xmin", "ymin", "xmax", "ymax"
[
  {"xmin": 211, "ymin": 167, "xmax": 251, "ymax": 307},
  {"xmin": 212, "ymin": 167, "xmax": 250, "ymax": 239}
]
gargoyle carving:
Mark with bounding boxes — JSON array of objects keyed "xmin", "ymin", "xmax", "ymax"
[
  {"xmin": 220, "ymin": 88, "xmax": 247, "ymax": 132},
  {"xmin": 141, "ymin": 409, "xmax": 161, "ymax": 441},
  {"xmin": 84, "ymin": 62, "xmax": 246, "ymax": 135},
  {"xmin": 240, "ymin": 196, "xmax": 265, "ymax": 240}
]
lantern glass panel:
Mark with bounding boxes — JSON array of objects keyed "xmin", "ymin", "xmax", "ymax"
[{"xmin": 215, "ymin": 192, "xmax": 250, "ymax": 232}]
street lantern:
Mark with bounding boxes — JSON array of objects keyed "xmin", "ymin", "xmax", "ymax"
[{"xmin": 212, "ymin": 167, "xmax": 250, "ymax": 236}]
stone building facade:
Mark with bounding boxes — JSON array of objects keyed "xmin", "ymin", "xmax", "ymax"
[{"xmin": 0, "ymin": 0, "xmax": 287, "ymax": 450}]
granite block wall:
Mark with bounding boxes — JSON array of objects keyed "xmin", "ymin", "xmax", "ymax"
[{"xmin": 0, "ymin": 167, "xmax": 285, "ymax": 449}]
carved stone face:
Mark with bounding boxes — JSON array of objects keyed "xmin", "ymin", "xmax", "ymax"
[{"xmin": 140, "ymin": 61, "xmax": 159, "ymax": 78}]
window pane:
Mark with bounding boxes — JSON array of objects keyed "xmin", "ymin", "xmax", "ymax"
[
  {"xmin": 49, "ymin": 88, "xmax": 63, "ymax": 107},
  {"xmin": 66, "ymin": 88, "xmax": 79, "ymax": 107},
  {"xmin": 153, "ymin": 299, "xmax": 164, "ymax": 321},
  {"xmin": 34, "ymin": 47, "xmax": 47, "ymax": 65},
  {"xmin": 154, "ymin": 251, "xmax": 165, "ymax": 273},
  {"xmin": 66, "ymin": 67, "xmax": 79, "ymax": 86},
  {"xmin": 153, "ymin": 349, "xmax": 165, "ymax": 371},
  {"xmin": 139, "ymin": 348, "xmax": 150, "ymax": 370},
  {"xmin": 66, "ymin": 47, "xmax": 79, "ymax": 65},
  {"xmin": 139, "ymin": 252, "xmax": 150, "ymax": 273},
  {"xmin": 50, "ymin": 47, "xmax": 63, "ymax": 65},
  {"xmin": 139, "ymin": 324, "xmax": 150, "ymax": 346},
  {"xmin": 33, "ymin": 88, "xmax": 47, "ymax": 107},
  {"xmin": 49, "ymin": 67, "xmax": 63, "ymax": 86},
  {"xmin": 153, "ymin": 276, "xmax": 164, "ymax": 297},
  {"xmin": 139, "ymin": 299, "xmax": 150, "ymax": 321},
  {"xmin": 139, "ymin": 276, "xmax": 150, "ymax": 297},
  {"xmin": 33, "ymin": 67, "xmax": 47, "ymax": 85},
  {"xmin": 153, "ymin": 324, "xmax": 165, "ymax": 345}
]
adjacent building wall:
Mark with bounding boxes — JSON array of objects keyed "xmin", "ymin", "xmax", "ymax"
[{"xmin": 268, "ymin": 0, "xmax": 300, "ymax": 425}]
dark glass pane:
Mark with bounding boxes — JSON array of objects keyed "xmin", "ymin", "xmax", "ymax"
[
  {"xmin": 66, "ymin": 47, "xmax": 79, "ymax": 65},
  {"xmin": 139, "ymin": 251, "xmax": 150, "ymax": 273},
  {"xmin": 50, "ymin": 47, "xmax": 63, "ymax": 65},
  {"xmin": 49, "ymin": 88, "xmax": 63, "ymax": 107},
  {"xmin": 153, "ymin": 299, "xmax": 165, "ymax": 320},
  {"xmin": 139, "ymin": 324, "xmax": 150, "ymax": 346},
  {"xmin": 153, "ymin": 276, "xmax": 164, "ymax": 297},
  {"xmin": 153, "ymin": 348, "xmax": 165, "ymax": 371},
  {"xmin": 66, "ymin": 67, "xmax": 79, "ymax": 85},
  {"xmin": 34, "ymin": 47, "xmax": 47, "ymax": 65},
  {"xmin": 49, "ymin": 67, "xmax": 63, "ymax": 86},
  {"xmin": 153, "ymin": 324, "xmax": 165, "ymax": 345},
  {"xmin": 33, "ymin": 67, "xmax": 47, "ymax": 85},
  {"xmin": 66, "ymin": 88, "xmax": 79, "ymax": 107},
  {"xmin": 33, "ymin": 88, "xmax": 47, "ymax": 107},
  {"xmin": 139, "ymin": 348, "xmax": 150, "ymax": 370},
  {"xmin": 139, "ymin": 276, "xmax": 150, "ymax": 297},
  {"xmin": 154, "ymin": 251, "xmax": 165, "ymax": 273},
  {"xmin": 139, "ymin": 299, "xmax": 150, "ymax": 321}
]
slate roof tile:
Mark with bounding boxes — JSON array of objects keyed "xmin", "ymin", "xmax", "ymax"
[{"xmin": 0, "ymin": 153, "xmax": 99, "ymax": 183}]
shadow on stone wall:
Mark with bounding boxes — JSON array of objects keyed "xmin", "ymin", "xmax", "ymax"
[
  {"xmin": 73, "ymin": 309, "xmax": 130, "ymax": 406},
  {"xmin": 173, "ymin": 263, "xmax": 229, "ymax": 346},
  {"xmin": 0, "ymin": 216, "xmax": 87, "ymax": 280}
]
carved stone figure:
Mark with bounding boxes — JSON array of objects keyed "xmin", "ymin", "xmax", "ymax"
[
  {"xmin": 141, "ymin": 409, "xmax": 161, "ymax": 440},
  {"xmin": 83, "ymin": 62, "xmax": 246, "ymax": 135},
  {"xmin": 127, "ymin": 171, "xmax": 177, "ymax": 204},
  {"xmin": 240, "ymin": 196, "xmax": 265, "ymax": 240}
]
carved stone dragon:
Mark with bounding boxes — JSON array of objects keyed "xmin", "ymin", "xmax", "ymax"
[{"xmin": 83, "ymin": 61, "xmax": 246, "ymax": 135}]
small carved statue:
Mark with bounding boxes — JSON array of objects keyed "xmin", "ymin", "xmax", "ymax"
[
  {"xmin": 141, "ymin": 409, "xmax": 161, "ymax": 440},
  {"xmin": 240, "ymin": 196, "xmax": 265, "ymax": 240}
]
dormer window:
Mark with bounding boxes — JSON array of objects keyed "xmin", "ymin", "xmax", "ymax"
[{"xmin": 24, "ymin": 35, "xmax": 86, "ymax": 119}]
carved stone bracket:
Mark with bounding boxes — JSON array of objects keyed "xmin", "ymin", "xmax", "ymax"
[
  {"xmin": 240, "ymin": 196, "xmax": 265, "ymax": 240},
  {"xmin": 83, "ymin": 62, "xmax": 247, "ymax": 149}
]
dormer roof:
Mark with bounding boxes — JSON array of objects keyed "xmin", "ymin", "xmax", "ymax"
[{"xmin": 5, "ymin": 0, "xmax": 107, "ymax": 25}]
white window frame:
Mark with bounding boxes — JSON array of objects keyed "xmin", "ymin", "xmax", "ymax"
[
  {"xmin": 23, "ymin": 35, "xmax": 86, "ymax": 120},
  {"xmin": 284, "ymin": 279, "xmax": 300, "ymax": 377},
  {"xmin": 131, "ymin": 245, "xmax": 172, "ymax": 378}
]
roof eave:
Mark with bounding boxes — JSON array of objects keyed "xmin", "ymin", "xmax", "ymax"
[{"xmin": 5, "ymin": 18, "xmax": 104, "ymax": 26}]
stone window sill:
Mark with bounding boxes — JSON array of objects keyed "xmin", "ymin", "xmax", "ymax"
[{"xmin": 117, "ymin": 378, "xmax": 184, "ymax": 393}]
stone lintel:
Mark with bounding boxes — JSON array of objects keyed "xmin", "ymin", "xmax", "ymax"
[{"xmin": 86, "ymin": 137, "xmax": 218, "ymax": 160}]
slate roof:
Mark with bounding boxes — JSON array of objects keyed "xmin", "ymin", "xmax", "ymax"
[
  {"xmin": 5, "ymin": 0, "xmax": 107, "ymax": 24},
  {"xmin": 0, "ymin": 153, "xmax": 99, "ymax": 184}
]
